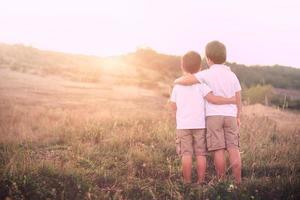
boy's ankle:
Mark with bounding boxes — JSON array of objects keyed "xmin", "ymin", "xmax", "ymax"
[
  {"xmin": 197, "ymin": 177, "xmax": 206, "ymax": 184},
  {"xmin": 234, "ymin": 179, "xmax": 241, "ymax": 185},
  {"xmin": 183, "ymin": 180, "xmax": 192, "ymax": 185},
  {"xmin": 196, "ymin": 180, "xmax": 207, "ymax": 185}
]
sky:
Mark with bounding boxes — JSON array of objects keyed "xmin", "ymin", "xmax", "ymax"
[{"xmin": 0, "ymin": 0, "xmax": 300, "ymax": 67}]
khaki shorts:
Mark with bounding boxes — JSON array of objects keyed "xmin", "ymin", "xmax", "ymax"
[
  {"xmin": 176, "ymin": 129, "xmax": 207, "ymax": 156},
  {"xmin": 206, "ymin": 116, "xmax": 240, "ymax": 151}
]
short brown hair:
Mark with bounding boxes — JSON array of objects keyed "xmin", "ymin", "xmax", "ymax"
[
  {"xmin": 182, "ymin": 51, "xmax": 201, "ymax": 73},
  {"xmin": 205, "ymin": 41, "xmax": 226, "ymax": 64}
]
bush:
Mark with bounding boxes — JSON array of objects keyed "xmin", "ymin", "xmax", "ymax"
[
  {"xmin": 243, "ymin": 84, "xmax": 300, "ymax": 110},
  {"xmin": 243, "ymin": 84, "xmax": 273, "ymax": 105}
]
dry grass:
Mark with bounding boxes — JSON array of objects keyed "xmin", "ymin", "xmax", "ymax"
[{"xmin": 0, "ymin": 68, "xmax": 300, "ymax": 199}]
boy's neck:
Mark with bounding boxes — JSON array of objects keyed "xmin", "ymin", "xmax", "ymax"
[
  {"xmin": 209, "ymin": 63, "xmax": 226, "ymax": 68},
  {"xmin": 206, "ymin": 59, "xmax": 214, "ymax": 67},
  {"xmin": 182, "ymin": 70, "xmax": 200, "ymax": 75}
]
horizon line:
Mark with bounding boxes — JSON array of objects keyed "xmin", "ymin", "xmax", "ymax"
[{"xmin": 1, "ymin": 41, "xmax": 299, "ymax": 69}]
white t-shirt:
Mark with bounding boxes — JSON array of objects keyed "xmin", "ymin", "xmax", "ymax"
[
  {"xmin": 194, "ymin": 64, "xmax": 241, "ymax": 117},
  {"xmin": 170, "ymin": 83, "xmax": 212, "ymax": 129}
]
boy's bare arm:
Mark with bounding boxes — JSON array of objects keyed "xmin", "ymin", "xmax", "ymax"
[
  {"xmin": 174, "ymin": 74, "xmax": 199, "ymax": 85},
  {"xmin": 167, "ymin": 100, "xmax": 177, "ymax": 118},
  {"xmin": 169, "ymin": 101, "xmax": 177, "ymax": 112},
  {"xmin": 204, "ymin": 92, "xmax": 236, "ymax": 105},
  {"xmin": 236, "ymin": 91, "xmax": 242, "ymax": 127}
]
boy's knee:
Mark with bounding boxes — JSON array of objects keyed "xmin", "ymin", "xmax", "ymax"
[{"xmin": 231, "ymin": 160, "xmax": 241, "ymax": 169}]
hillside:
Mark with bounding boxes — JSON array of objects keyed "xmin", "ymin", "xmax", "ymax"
[
  {"xmin": 1, "ymin": 43, "xmax": 300, "ymax": 110},
  {"xmin": 228, "ymin": 63, "xmax": 300, "ymax": 90},
  {"xmin": 1, "ymin": 43, "xmax": 300, "ymax": 88}
]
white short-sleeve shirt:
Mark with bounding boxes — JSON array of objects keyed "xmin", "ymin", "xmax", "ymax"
[
  {"xmin": 170, "ymin": 83, "xmax": 212, "ymax": 129},
  {"xmin": 194, "ymin": 64, "xmax": 241, "ymax": 117}
]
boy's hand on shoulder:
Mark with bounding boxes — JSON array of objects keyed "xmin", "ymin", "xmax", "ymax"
[
  {"xmin": 174, "ymin": 74, "xmax": 199, "ymax": 85},
  {"xmin": 174, "ymin": 76, "xmax": 185, "ymax": 85}
]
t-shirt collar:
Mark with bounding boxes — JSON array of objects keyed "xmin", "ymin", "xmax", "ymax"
[{"xmin": 210, "ymin": 64, "xmax": 231, "ymax": 71}]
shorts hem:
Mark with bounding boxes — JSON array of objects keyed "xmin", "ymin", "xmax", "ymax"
[
  {"xmin": 179, "ymin": 152, "xmax": 193, "ymax": 157},
  {"xmin": 226, "ymin": 145, "xmax": 240, "ymax": 150},
  {"xmin": 208, "ymin": 146, "xmax": 226, "ymax": 152}
]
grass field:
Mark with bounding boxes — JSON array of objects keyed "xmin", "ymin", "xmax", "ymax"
[{"xmin": 0, "ymin": 68, "xmax": 300, "ymax": 200}]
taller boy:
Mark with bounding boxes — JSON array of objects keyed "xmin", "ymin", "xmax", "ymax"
[{"xmin": 175, "ymin": 41, "xmax": 242, "ymax": 184}]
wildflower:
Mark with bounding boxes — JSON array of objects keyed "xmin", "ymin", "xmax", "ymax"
[{"xmin": 227, "ymin": 184, "xmax": 234, "ymax": 192}]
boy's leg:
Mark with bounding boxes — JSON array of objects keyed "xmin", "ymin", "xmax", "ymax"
[
  {"xmin": 182, "ymin": 155, "xmax": 192, "ymax": 184},
  {"xmin": 193, "ymin": 129, "xmax": 207, "ymax": 183},
  {"xmin": 196, "ymin": 155, "xmax": 206, "ymax": 183},
  {"xmin": 224, "ymin": 117, "xmax": 241, "ymax": 184},
  {"xmin": 206, "ymin": 116, "xmax": 226, "ymax": 180},
  {"xmin": 214, "ymin": 149, "xmax": 226, "ymax": 180},
  {"xmin": 227, "ymin": 147, "xmax": 241, "ymax": 184},
  {"xmin": 176, "ymin": 129, "xmax": 193, "ymax": 184}
]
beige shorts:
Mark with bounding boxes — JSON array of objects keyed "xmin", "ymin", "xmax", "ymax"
[
  {"xmin": 176, "ymin": 129, "xmax": 207, "ymax": 156},
  {"xmin": 206, "ymin": 116, "xmax": 240, "ymax": 151}
]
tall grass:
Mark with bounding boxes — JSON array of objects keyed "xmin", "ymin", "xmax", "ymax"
[{"xmin": 0, "ymin": 106, "xmax": 299, "ymax": 199}]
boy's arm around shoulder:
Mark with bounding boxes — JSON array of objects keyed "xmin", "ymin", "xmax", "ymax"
[
  {"xmin": 200, "ymin": 83, "xmax": 236, "ymax": 105},
  {"xmin": 204, "ymin": 92, "xmax": 236, "ymax": 105}
]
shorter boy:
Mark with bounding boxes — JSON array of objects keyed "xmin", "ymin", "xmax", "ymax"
[{"xmin": 169, "ymin": 51, "xmax": 236, "ymax": 184}]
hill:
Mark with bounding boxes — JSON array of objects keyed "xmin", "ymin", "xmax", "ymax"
[
  {"xmin": 228, "ymin": 63, "xmax": 300, "ymax": 90},
  {"xmin": 1, "ymin": 43, "xmax": 300, "ymax": 88},
  {"xmin": 1, "ymin": 43, "xmax": 300, "ymax": 109}
]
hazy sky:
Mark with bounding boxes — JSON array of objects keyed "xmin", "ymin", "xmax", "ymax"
[{"xmin": 1, "ymin": 0, "xmax": 300, "ymax": 67}]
